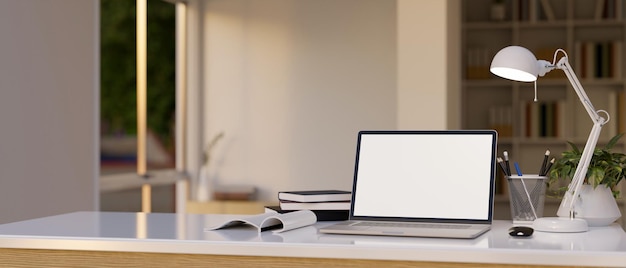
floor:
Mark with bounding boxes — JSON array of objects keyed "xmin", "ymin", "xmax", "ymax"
[{"xmin": 100, "ymin": 164, "xmax": 177, "ymax": 213}]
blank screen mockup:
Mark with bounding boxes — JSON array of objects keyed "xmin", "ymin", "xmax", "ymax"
[{"xmin": 352, "ymin": 132, "xmax": 495, "ymax": 220}]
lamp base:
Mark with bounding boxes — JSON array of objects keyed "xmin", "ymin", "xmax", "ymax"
[{"xmin": 532, "ymin": 217, "xmax": 588, "ymax": 233}]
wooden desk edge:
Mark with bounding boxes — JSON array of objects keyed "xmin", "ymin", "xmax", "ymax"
[{"xmin": 0, "ymin": 247, "xmax": 599, "ymax": 268}]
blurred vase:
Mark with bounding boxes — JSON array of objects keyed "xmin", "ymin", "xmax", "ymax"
[{"xmin": 197, "ymin": 164, "xmax": 211, "ymax": 202}]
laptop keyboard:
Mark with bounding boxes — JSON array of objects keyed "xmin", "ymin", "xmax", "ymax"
[{"xmin": 353, "ymin": 222, "xmax": 471, "ymax": 229}]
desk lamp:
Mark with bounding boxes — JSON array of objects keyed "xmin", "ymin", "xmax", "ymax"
[{"xmin": 490, "ymin": 46, "xmax": 610, "ymax": 232}]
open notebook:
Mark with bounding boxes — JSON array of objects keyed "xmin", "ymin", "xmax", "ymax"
[{"xmin": 320, "ymin": 130, "xmax": 497, "ymax": 239}]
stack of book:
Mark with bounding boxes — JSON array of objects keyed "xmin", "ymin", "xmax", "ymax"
[{"xmin": 265, "ymin": 190, "xmax": 351, "ymax": 221}]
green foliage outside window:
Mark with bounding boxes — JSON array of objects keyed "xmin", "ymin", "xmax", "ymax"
[{"xmin": 100, "ymin": 0, "xmax": 175, "ymax": 150}]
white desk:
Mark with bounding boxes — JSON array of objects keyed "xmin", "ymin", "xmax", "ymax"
[{"xmin": 0, "ymin": 211, "xmax": 625, "ymax": 267}]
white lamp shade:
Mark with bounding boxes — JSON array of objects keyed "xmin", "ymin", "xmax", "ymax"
[{"xmin": 490, "ymin": 46, "xmax": 539, "ymax": 82}]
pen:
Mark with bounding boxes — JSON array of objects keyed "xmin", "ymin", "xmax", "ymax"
[
  {"xmin": 514, "ymin": 162, "xmax": 523, "ymax": 176},
  {"xmin": 503, "ymin": 151, "xmax": 511, "ymax": 176},
  {"xmin": 497, "ymin": 157, "xmax": 508, "ymax": 176},
  {"xmin": 539, "ymin": 150, "xmax": 550, "ymax": 176},
  {"xmin": 539, "ymin": 149, "xmax": 550, "ymax": 176},
  {"xmin": 542, "ymin": 158, "xmax": 555, "ymax": 176}
]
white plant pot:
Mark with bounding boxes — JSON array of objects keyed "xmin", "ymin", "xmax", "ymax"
[
  {"xmin": 196, "ymin": 165, "xmax": 212, "ymax": 202},
  {"xmin": 557, "ymin": 184, "xmax": 621, "ymax": 227}
]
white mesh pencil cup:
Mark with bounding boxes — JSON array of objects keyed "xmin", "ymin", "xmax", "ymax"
[{"xmin": 507, "ymin": 175, "xmax": 547, "ymax": 224}]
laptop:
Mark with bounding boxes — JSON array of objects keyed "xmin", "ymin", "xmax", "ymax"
[{"xmin": 319, "ymin": 130, "xmax": 497, "ymax": 239}]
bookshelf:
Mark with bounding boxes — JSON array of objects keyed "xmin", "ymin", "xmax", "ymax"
[{"xmin": 461, "ymin": 0, "xmax": 626, "ymax": 215}]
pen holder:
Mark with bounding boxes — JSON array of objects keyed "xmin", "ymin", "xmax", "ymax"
[{"xmin": 507, "ymin": 175, "xmax": 547, "ymax": 224}]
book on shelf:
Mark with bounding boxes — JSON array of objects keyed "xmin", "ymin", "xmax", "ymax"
[
  {"xmin": 619, "ymin": 91, "xmax": 626, "ymax": 135},
  {"xmin": 594, "ymin": 0, "xmax": 622, "ymax": 20},
  {"xmin": 599, "ymin": 90, "xmax": 623, "ymax": 139},
  {"xmin": 573, "ymin": 88, "xmax": 622, "ymax": 140},
  {"xmin": 205, "ymin": 210, "xmax": 316, "ymax": 233},
  {"xmin": 575, "ymin": 41, "xmax": 622, "ymax": 80},
  {"xmin": 540, "ymin": 0, "xmax": 555, "ymax": 21},
  {"xmin": 279, "ymin": 200, "xmax": 351, "ymax": 211},
  {"xmin": 265, "ymin": 206, "xmax": 349, "ymax": 221},
  {"xmin": 488, "ymin": 105, "xmax": 513, "ymax": 138},
  {"xmin": 465, "ymin": 47, "xmax": 492, "ymax": 80},
  {"xmin": 278, "ymin": 190, "xmax": 351, "ymax": 202},
  {"xmin": 520, "ymin": 100, "xmax": 566, "ymax": 138},
  {"xmin": 518, "ymin": 0, "xmax": 557, "ymax": 22},
  {"xmin": 496, "ymin": 168, "xmax": 508, "ymax": 196}
]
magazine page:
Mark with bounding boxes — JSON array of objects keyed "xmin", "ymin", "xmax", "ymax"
[
  {"xmin": 260, "ymin": 210, "xmax": 317, "ymax": 233},
  {"xmin": 260, "ymin": 225, "xmax": 318, "ymax": 242},
  {"xmin": 205, "ymin": 212, "xmax": 279, "ymax": 231},
  {"xmin": 205, "ymin": 210, "xmax": 317, "ymax": 233}
]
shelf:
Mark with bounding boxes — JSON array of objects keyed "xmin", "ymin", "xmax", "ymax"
[
  {"xmin": 464, "ymin": 21, "xmax": 514, "ymax": 30},
  {"xmin": 517, "ymin": 20, "xmax": 569, "ymax": 28},
  {"xmin": 579, "ymin": 78, "xmax": 625, "ymax": 86},
  {"xmin": 462, "ymin": 0, "xmax": 626, "ymax": 182},
  {"xmin": 498, "ymin": 137, "xmax": 514, "ymax": 144},
  {"xmin": 498, "ymin": 137, "xmax": 624, "ymax": 147},
  {"xmin": 464, "ymin": 78, "xmax": 571, "ymax": 87},
  {"xmin": 463, "ymin": 79, "xmax": 513, "ymax": 87},
  {"xmin": 515, "ymin": 137, "xmax": 569, "ymax": 145},
  {"xmin": 574, "ymin": 19, "xmax": 625, "ymax": 27},
  {"xmin": 463, "ymin": 77, "xmax": 624, "ymax": 88}
]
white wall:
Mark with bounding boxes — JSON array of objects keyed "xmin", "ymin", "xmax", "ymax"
[
  {"xmin": 186, "ymin": 0, "xmax": 459, "ymax": 201},
  {"xmin": 0, "ymin": 0, "xmax": 98, "ymax": 223},
  {"xmin": 397, "ymin": 0, "xmax": 461, "ymax": 129}
]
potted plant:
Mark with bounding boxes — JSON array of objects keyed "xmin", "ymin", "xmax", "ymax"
[
  {"xmin": 197, "ymin": 132, "xmax": 225, "ymax": 202},
  {"xmin": 548, "ymin": 133, "xmax": 626, "ymax": 226}
]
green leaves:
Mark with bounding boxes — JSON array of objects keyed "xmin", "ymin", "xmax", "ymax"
[
  {"xmin": 587, "ymin": 167, "xmax": 605, "ymax": 187},
  {"xmin": 101, "ymin": 0, "xmax": 175, "ymax": 149},
  {"xmin": 548, "ymin": 133, "xmax": 626, "ymax": 197},
  {"xmin": 605, "ymin": 133, "xmax": 624, "ymax": 150}
]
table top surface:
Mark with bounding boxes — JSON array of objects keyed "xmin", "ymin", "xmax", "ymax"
[{"xmin": 0, "ymin": 211, "xmax": 625, "ymax": 267}]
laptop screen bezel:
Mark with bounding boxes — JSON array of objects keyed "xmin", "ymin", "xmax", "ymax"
[{"xmin": 348, "ymin": 130, "xmax": 497, "ymax": 224}]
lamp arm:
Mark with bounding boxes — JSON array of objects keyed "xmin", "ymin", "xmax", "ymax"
[
  {"xmin": 554, "ymin": 57, "xmax": 608, "ymax": 218},
  {"xmin": 556, "ymin": 57, "xmax": 605, "ymax": 123},
  {"xmin": 558, "ymin": 122, "xmax": 603, "ymax": 218}
]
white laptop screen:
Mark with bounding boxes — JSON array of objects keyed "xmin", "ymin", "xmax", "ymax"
[{"xmin": 351, "ymin": 131, "xmax": 496, "ymax": 221}]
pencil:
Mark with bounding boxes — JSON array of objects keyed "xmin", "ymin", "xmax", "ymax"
[
  {"xmin": 539, "ymin": 149, "xmax": 550, "ymax": 176},
  {"xmin": 497, "ymin": 157, "xmax": 508, "ymax": 176},
  {"xmin": 542, "ymin": 158, "xmax": 555, "ymax": 176},
  {"xmin": 503, "ymin": 151, "xmax": 511, "ymax": 177}
]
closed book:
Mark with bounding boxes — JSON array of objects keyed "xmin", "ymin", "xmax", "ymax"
[
  {"xmin": 278, "ymin": 190, "xmax": 351, "ymax": 202},
  {"xmin": 265, "ymin": 206, "xmax": 349, "ymax": 221},
  {"xmin": 279, "ymin": 200, "xmax": 351, "ymax": 211}
]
